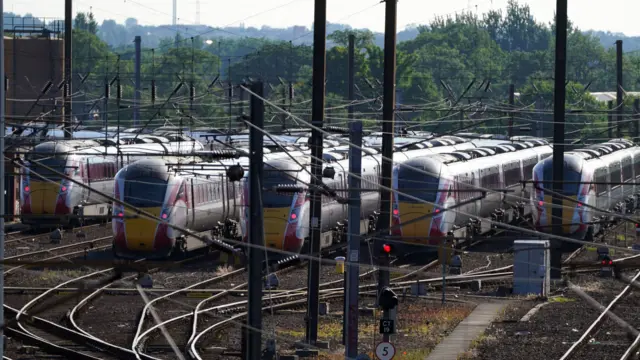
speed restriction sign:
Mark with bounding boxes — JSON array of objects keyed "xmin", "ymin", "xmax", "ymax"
[{"xmin": 375, "ymin": 342, "xmax": 395, "ymax": 360}]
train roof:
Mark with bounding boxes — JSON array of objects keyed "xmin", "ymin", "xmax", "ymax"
[{"xmin": 117, "ymin": 158, "xmax": 172, "ymax": 180}]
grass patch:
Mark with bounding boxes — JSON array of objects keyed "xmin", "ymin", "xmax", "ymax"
[
  {"xmin": 281, "ymin": 302, "xmax": 473, "ymax": 357},
  {"xmin": 549, "ymin": 296, "xmax": 575, "ymax": 303},
  {"xmin": 456, "ymin": 332, "xmax": 497, "ymax": 359},
  {"xmin": 319, "ymin": 349, "xmax": 431, "ymax": 360},
  {"xmin": 39, "ymin": 269, "xmax": 84, "ymax": 281}
]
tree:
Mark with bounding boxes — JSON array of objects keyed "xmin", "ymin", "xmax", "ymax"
[
  {"xmin": 328, "ymin": 29, "xmax": 375, "ymax": 48},
  {"xmin": 74, "ymin": 12, "xmax": 98, "ymax": 35}
]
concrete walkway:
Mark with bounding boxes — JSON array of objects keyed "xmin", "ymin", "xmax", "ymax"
[{"xmin": 425, "ymin": 303, "xmax": 507, "ymax": 360}]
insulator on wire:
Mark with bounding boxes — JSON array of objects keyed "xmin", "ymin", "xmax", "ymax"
[
  {"xmin": 4, "ymin": 76, "xmax": 9, "ymax": 92},
  {"xmin": 190, "ymin": 86, "xmax": 196, "ymax": 100},
  {"xmin": 228, "ymin": 84, "xmax": 234, "ymax": 98},
  {"xmin": 289, "ymin": 85, "xmax": 294, "ymax": 100},
  {"xmin": 116, "ymin": 84, "xmax": 122, "ymax": 99},
  {"xmin": 63, "ymin": 83, "xmax": 69, "ymax": 97},
  {"xmin": 105, "ymin": 84, "xmax": 110, "ymax": 99}
]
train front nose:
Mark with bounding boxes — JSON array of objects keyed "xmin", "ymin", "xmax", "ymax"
[
  {"xmin": 123, "ymin": 207, "xmax": 162, "ymax": 251},
  {"xmin": 537, "ymin": 195, "xmax": 584, "ymax": 236},
  {"xmin": 263, "ymin": 208, "xmax": 303, "ymax": 253},
  {"xmin": 27, "ymin": 182, "xmax": 69, "ymax": 216},
  {"xmin": 397, "ymin": 202, "xmax": 438, "ymax": 244}
]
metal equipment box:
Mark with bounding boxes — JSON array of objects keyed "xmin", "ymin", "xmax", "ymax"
[{"xmin": 513, "ymin": 240, "xmax": 550, "ymax": 297}]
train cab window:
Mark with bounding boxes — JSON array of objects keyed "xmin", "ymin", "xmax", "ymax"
[
  {"xmin": 540, "ymin": 161, "xmax": 581, "ymax": 195},
  {"xmin": 397, "ymin": 166, "xmax": 439, "ymax": 203}
]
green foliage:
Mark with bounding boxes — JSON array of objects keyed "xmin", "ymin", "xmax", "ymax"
[{"xmin": 68, "ymin": 1, "xmax": 640, "ymax": 135}]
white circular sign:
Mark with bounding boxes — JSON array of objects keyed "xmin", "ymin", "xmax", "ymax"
[{"xmin": 375, "ymin": 342, "xmax": 395, "ymax": 360}]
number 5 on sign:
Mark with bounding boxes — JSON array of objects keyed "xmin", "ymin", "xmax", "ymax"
[{"xmin": 375, "ymin": 342, "xmax": 395, "ymax": 360}]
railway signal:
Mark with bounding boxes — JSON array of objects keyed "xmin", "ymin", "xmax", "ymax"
[{"xmin": 379, "ymin": 287, "xmax": 398, "ymax": 311}]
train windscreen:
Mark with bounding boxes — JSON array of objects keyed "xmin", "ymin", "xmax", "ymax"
[
  {"xmin": 541, "ymin": 161, "xmax": 581, "ymax": 195},
  {"xmin": 262, "ymin": 169, "xmax": 297, "ymax": 208},
  {"xmin": 124, "ymin": 177, "xmax": 168, "ymax": 207},
  {"xmin": 29, "ymin": 158, "xmax": 68, "ymax": 181},
  {"xmin": 397, "ymin": 168, "xmax": 439, "ymax": 203}
]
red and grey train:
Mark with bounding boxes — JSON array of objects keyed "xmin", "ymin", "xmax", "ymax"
[
  {"xmin": 20, "ymin": 137, "xmax": 204, "ymax": 228},
  {"xmin": 532, "ymin": 139, "xmax": 640, "ymax": 241},
  {"xmin": 392, "ymin": 138, "xmax": 552, "ymax": 252},
  {"xmin": 110, "ymin": 135, "xmax": 476, "ymax": 258}
]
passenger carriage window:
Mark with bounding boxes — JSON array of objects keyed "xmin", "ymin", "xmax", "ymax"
[
  {"xmin": 623, "ymin": 163, "xmax": 633, "ymax": 182},
  {"xmin": 611, "ymin": 166, "xmax": 622, "ymax": 189}
]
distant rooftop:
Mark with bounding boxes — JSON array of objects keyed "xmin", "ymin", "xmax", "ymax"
[{"xmin": 589, "ymin": 92, "xmax": 640, "ymax": 102}]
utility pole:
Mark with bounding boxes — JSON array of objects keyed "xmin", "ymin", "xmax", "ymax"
[
  {"xmin": 227, "ymin": 58, "xmax": 233, "ymax": 142},
  {"xmin": 246, "ymin": 81, "xmax": 265, "ymax": 360},
  {"xmin": 377, "ymin": 0, "xmax": 398, "ymax": 319},
  {"xmin": 616, "ymin": 40, "xmax": 624, "ymax": 138},
  {"xmin": 63, "ymin": 0, "xmax": 72, "ymax": 139},
  {"xmin": 634, "ymin": 99, "xmax": 640, "ymax": 141},
  {"xmin": 536, "ymin": 96, "xmax": 544, "ymax": 138},
  {"xmin": 0, "ymin": 0, "xmax": 6, "ymax": 355},
  {"xmin": 133, "ymin": 36, "xmax": 141, "ymax": 127},
  {"xmin": 103, "ymin": 56, "xmax": 109, "ymax": 131},
  {"xmin": 289, "ymin": 41, "xmax": 294, "ymax": 117},
  {"xmin": 115, "ymin": 56, "xmax": 121, "ymax": 166},
  {"xmin": 172, "ymin": 0, "xmax": 177, "ymax": 26},
  {"xmin": 608, "ymin": 100, "xmax": 614, "ymax": 139},
  {"xmin": 305, "ymin": 0, "xmax": 327, "ymax": 346},
  {"xmin": 551, "ymin": 0, "xmax": 568, "ymax": 281},
  {"xmin": 344, "ymin": 33, "xmax": 360, "ymax": 359},
  {"xmin": 190, "ymin": 38, "xmax": 195, "ymax": 132},
  {"xmin": 508, "ymin": 84, "xmax": 515, "ymax": 138}
]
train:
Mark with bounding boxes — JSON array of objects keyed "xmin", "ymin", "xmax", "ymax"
[
  {"xmin": 19, "ymin": 135, "xmax": 205, "ymax": 228},
  {"xmin": 239, "ymin": 136, "xmax": 524, "ymax": 256},
  {"xmin": 532, "ymin": 139, "xmax": 640, "ymax": 241},
  {"xmin": 110, "ymin": 135, "xmax": 477, "ymax": 258},
  {"xmin": 392, "ymin": 138, "xmax": 553, "ymax": 253}
]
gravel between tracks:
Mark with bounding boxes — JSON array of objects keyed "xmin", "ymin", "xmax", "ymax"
[{"xmin": 467, "ymin": 273, "xmax": 640, "ymax": 360}]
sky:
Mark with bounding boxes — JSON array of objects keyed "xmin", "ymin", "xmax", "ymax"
[{"xmin": 5, "ymin": 0, "xmax": 640, "ymax": 36}]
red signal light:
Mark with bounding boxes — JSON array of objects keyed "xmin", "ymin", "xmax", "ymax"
[
  {"xmin": 435, "ymin": 208, "xmax": 440, "ymax": 213},
  {"xmin": 577, "ymin": 202, "xmax": 582, "ymax": 207},
  {"xmin": 118, "ymin": 212, "xmax": 123, "ymax": 218},
  {"xmin": 162, "ymin": 213, "xmax": 168, "ymax": 219},
  {"xmin": 393, "ymin": 209, "xmax": 399, "ymax": 215},
  {"xmin": 636, "ymin": 223, "xmax": 639, "ymax": 228},
  {"xmin": 538, "ymin": 200, "xmax": 544, "ymax": 206},
  {"xmin": 24, "ymin": 186, "xmax": 29, "ymax": 192},
  {"xmin": 61, "ymin": 186, "xmax": 67, "ymax": 192},
  {"xmin": 291, "ymin": 213, "xmax": 297, "ymax": 220},
  {"xmin": 383, "ymin": 244, "xmax": 392, "ymax": 253}
]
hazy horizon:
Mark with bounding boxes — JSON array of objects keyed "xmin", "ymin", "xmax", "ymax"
[{"xmin": 5, "ymin": 0, "xmax": 640, "ymax": 36}]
